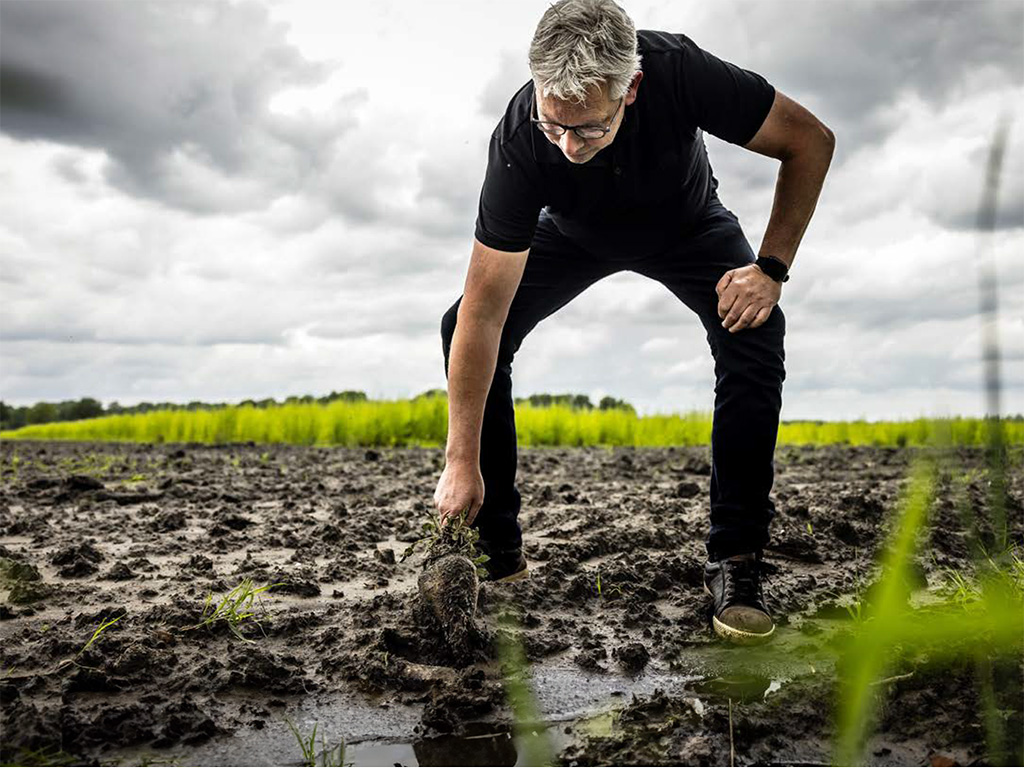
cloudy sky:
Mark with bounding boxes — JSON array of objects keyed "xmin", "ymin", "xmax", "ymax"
[{"xmin": 1, "ymin": 0, "xmax": 1022, "ymax": 420}]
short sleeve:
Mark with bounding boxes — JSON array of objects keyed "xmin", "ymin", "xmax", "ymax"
[
  {"xmin": 676, "ymin": 36, "xmax": 775, "ymax": 146},
  {"xmin": 474, "ymin": 131, "xmax": 543, "ymax": 253}
]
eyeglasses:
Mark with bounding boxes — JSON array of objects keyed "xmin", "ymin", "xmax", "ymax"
[{"xmin": 531, "ymin": 97, "xmax": 624, "ymax": 140}]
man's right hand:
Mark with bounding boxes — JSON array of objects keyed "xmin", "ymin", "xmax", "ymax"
[{"xmin": 433, "ymin": 459, "xmax": 485, "ymax": 527}]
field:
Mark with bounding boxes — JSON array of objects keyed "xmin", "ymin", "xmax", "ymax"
[{"xmin": 2, "ymin": 438, "xmax": 1022, "ymax": 766}]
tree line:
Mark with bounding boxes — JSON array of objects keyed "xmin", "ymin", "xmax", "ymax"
[
  {"xmin": 0, "ymin": 390, "xmax": 635, "ymax": 431},
  {"xmin": 513, "ymin": 393, "xmax": 636, "ymax": 412},
  {"xmin": 0, "ymin": 391, "xmax": 369, "ymax": 431}
]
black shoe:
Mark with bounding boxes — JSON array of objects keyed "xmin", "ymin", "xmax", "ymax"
[
  {"xmin": 479, "ymin": 546, "xmax": 529, "ymax": 583},
  {"xmin": 703, "ymin": 553, "xmax": 776, "ymax": 644}
]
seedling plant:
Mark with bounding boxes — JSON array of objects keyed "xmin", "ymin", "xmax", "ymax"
[
  {"xmin": 285, "ymin": 718, "xmax": 345, "ymax": 767},
  {"xmin": 401, "ymin": 509, "xmax": 489, "ymax": 576},
  {"xmin": 187, "ymin": 578, "xmax": 282, "ymax": 642}
]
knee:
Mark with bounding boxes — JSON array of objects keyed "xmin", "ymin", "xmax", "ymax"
[{"xmin": 709, "ymin": 304, "xmax": 786, "ymax": 381}]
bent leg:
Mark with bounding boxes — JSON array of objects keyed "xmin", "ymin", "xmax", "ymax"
[
  {"xmin": 441, "ymin": 215, "xmax": 618, "ymax": 549},
  {"xmin": 633, "ymin": 198, "xmax": 786, "ymax": 559}
]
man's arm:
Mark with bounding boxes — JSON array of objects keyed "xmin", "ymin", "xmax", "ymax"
[
  {"xmin": 717, "ymin": 90, "xmax": 835, "ymax": 333},
  {"xmin": 744, "ymin": 89, "xmax": 836, "ymax": 267},
  {"xmin": 435, "ymin": 238, "xmax": 529, "ymax": 525}
]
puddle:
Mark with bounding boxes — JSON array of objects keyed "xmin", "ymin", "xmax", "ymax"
[
  {"xmin": 347, "ymin": 723, "xmax": 541, "ymax": 767},
  {"xmin": 691, "ymin": 672, "xmax": 785, "ymax": 702},
  {"xmin": 107, "ymin": 643, "xmax": 830, "ymax": 767}
]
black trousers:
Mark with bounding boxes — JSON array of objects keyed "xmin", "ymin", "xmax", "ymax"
[{"xmin": 441, "ymin": 197, "xmax": 786, "ymax": 561}]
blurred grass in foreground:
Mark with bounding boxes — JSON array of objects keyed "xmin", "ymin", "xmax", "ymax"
[
  {"xmin": 833, "ymin": 448, "xmax": 1023, "ymax": 765},
  {"xmin": 1, "ymin": 397, "xmax": 1021, "ymax": 447},
  {"xmin": 834, "ymin": 115, "xmax": 1022, "ymax": 766}
]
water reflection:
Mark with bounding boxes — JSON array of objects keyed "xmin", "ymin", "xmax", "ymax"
[
  {"xmin": 692, "ymin": 672, "xmax": 774, "ymax": 702},
  {"xmin": 414, "ymin": 725, "xmax": 518, "ymax": 766},
  {"xmin": 348, "ymin": 723, "xmax": 520, "ymax": 767}
]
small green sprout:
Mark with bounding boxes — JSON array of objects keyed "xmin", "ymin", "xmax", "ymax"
[
  {"xmin": 594, "ymin": 570, "xmax": 623, "ymax": 598},
  {"xmin": 285, "ymin": 718, "xmax": 346, "ymax": 767},
  {"xmin": 56, "ymin": 613, "xmax": 124, "ymax": 672},
  {"xmin": 78, "ymin": 614, "xmax": 123, "ymax": 658},
  {"xmin": 186, "ymin": 579, "xmax": 282, "ymax": 642}
]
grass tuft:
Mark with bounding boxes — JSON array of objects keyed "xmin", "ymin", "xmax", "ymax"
[
  {"xmin": 285, "ymin": 718, "xmax": 345, "ymax": 767},
  {"xmin": 401, "ymin": 509, "xmax": 489, "ymax": 575},
  {"xmin": 77, "ymin": 614, "xmax": 123, "ymax": 659},
  {"xmin": 186, "ymin": 579, "xmax": 282, "ymax": 642}
]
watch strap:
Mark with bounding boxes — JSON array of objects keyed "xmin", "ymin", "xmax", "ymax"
[{"xmin": 755, "ymin": 255, "xmax": 790, "ymax": 283}]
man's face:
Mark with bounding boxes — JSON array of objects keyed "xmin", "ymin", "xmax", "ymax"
[{"xmin": 534, "ymin": 75, "xmax": 641, "ymax": 164}]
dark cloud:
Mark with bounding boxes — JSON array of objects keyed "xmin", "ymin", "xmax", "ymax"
[
  {"xmin": 649, "ymin": 0, "xmax": 1024, "ymax": 221},
  {"xmin": 0, "ymin": 322, "xmax": 285, "ymax": 347},
  {"xmin": 0, "ymin": 61, "xmax": 69, "ymax": 117},
  {"xmin": 0, "ymin": 0, "xmax": 361, "ymax": 214},
  {"xmin": 718, "ymin": 0, "xmax": 1023, "ymax": 150}
]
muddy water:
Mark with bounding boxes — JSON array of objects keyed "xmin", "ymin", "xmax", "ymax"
[
  {"xmin": 115, "ymin": 648, "xmax": 820, "ymax": 766},
  {"xmin": 1, "ymin": 441, "xmax": 1021, "ymax": 765}
]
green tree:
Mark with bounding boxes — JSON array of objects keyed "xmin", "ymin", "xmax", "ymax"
[{"xmin": 27, "ymin": 402, "xmax": 58, "ymax": 424}]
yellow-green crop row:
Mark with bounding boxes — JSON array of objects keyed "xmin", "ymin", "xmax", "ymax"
[{"xmin": 1, "ymin": 397, "xmax": 1020, "ymax": 447}]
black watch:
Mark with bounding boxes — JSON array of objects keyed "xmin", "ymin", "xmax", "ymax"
[{"xmin": 755, "ymin": 255, "xmax": 790, "ymax": 283}]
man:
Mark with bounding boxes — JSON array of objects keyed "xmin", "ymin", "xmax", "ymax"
[{"xmin": 435, "ymin": 0, "xmax": 834, "ymax": 644}]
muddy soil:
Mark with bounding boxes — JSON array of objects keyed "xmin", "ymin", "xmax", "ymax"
[{"xmin": 1, "ymin": 440, "xmax": 1021, "ymax": 766}]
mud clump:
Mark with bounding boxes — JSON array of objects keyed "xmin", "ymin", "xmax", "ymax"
[
  {"xmin": 153, "ymin": 508, "xmax": 186, "ymax": 532},
  {"xmin": 49, "ymin": 541, "xmax": 104, "ymax": 577},
  {"xmin": 65, "ymin": 474, "xmax": 105, "ymax": 492},
  {"xmin": 0, "ymin": 557, "xmax": 52, "ymax": 604},
  {"xmin": 404, "ymin": 512, "xmax": 487, "ymax": 668},
  {"xmin": 418, "ymin": 553, "xmax": 479, "ymax": 664},
  {"xmin": 613, "ymin": 641, "xmax": 650, "ymax": 674}
]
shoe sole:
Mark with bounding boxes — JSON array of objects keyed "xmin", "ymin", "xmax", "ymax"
[
  {"xmin": 494, "ymin": 565, "xmax": 529, "ymax": 583},
  {"xmin": 704, "ymin": 583, "xmax": 775, "ymax": 645}
]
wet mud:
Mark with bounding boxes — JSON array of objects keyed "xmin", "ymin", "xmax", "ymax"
[{"xmin": 1, "ymin": 440, "xmax": 1021, "ymax": 765}]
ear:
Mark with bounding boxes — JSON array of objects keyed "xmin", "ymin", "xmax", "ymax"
[{"xmin": 624, "ymin": 71, "xmax": 643, "ymax": 106}]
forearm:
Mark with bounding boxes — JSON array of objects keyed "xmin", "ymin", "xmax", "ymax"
[
  {"xmin": 758, "ymin": 134, "xmax": 835, "ymax": 268},
  {"xmin": 445, "ymin": 308, "xmax": 503, "ymax": 465}
]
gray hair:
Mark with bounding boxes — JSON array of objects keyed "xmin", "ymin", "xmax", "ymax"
[{"xmin": 529, "ymin": 0, "xmax": 642, "ymax": 104}]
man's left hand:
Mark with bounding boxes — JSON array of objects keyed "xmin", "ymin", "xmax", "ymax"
[{"xmin": 716, "ymin": 264, "xmax": 782, "ymax": 333}]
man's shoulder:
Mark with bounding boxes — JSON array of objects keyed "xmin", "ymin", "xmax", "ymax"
[
  {"xmin": 491, "ymin": 80, "xmax": 535, "ymax": 147},
  {"xmin": 637, "ymin": 29, "xmax": 702, "ymax": 66}
]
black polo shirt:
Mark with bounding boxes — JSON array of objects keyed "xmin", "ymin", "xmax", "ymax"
[{"xmin": 474, "ymin": 30, "xmax": 775, "ymax": 259}]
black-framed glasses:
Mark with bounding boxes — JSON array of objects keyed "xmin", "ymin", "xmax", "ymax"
[{"xmin": 531, "ymin": 97, "xmax": 624, "ymax": 140}]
